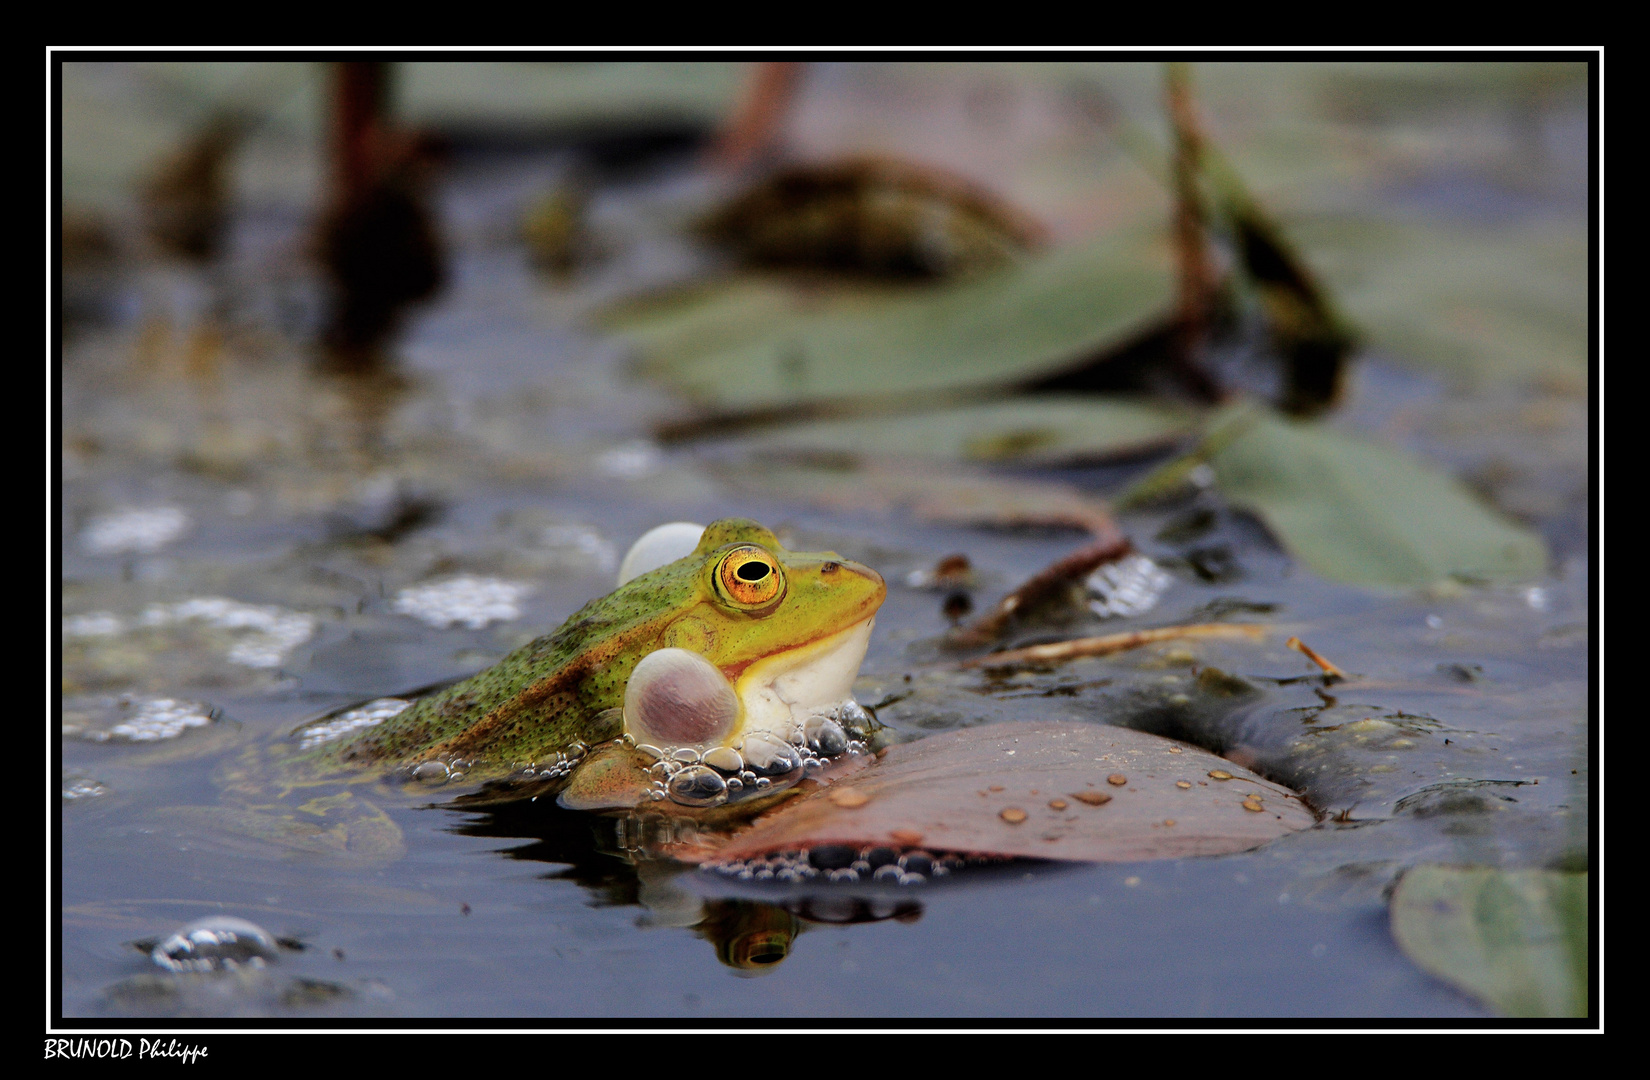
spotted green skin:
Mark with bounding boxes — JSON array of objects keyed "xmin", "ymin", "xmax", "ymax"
[{"xmin": 312, "ymin": 519, "xmax": 885, "ymax": 786}]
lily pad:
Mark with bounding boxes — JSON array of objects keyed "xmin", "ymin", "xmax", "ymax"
[
  {"xmin": 1201, "ymin": 405, "xmax": 1548, "ymax": 586},
  {"xmin": 613, "ymin": 226, "xmax": 1174, "ymax": 412},
  {"xmin": 701, "ymin": 721, "xmax": 1313, "ymax": 864},
  {"xmin": 1389, "ymin": 865, "xmax": 1588, "ymax": 1018}
]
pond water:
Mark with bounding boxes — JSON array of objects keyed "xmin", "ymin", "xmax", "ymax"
[{"xmin": 57, "ymin": 66, "xmax": 1593, "ymax": 1022}]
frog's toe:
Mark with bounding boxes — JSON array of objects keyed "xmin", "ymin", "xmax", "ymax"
[{"xmin": 624, "ymin": 647, "xmax": 738, "ymax": 748}]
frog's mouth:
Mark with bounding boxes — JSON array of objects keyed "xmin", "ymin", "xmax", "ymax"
[{"xmin": 731, "ymin": 616, "xmax": 875, "ymax": 742}]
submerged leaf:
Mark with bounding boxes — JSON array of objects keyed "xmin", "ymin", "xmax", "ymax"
[
  {"xmin": 701, "ymin": 721, "xmax": 1312, "ymax": 864},
  {"xmin": 716, "ymin": 395, "xmax": 1190, "ymax": 466},
  {"xmin": 1390, "ymin": 865, "xmax": 1588, "ymax": 1018},
  {"xmin": 1203, "ymin": 405, "xmax": 1547, "ymax": 586},
  {"xmin": 613, "ymin": 227, "xmax": 1174, "ymax": 412}
]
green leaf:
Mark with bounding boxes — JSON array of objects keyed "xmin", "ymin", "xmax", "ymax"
[
  {"xmin": 1390, "ymin": 865, "xmax": 1589, "ymax": 1018},
  {"xmin": 612, "ymin": 226, "xmax": 1175, "ymax": 411},
  {"xmin": 1203, "ymin": 405, "xmax": 1548, "ymax": 586}
]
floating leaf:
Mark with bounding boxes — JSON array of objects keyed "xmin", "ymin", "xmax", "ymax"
[
  {"xmin": 699, "ymin": 721, "xmax": 1312, "ymax": 864},
  {"xmin": 613, "ymin": 226, "xmax": 1174, "ymax": 412},
  {"xmin": 1390, "ymin": 865, "xmax": 1588, "ymax": 1018},
  {"xmin": 1202, "ymin": 405, "xmax": 1548, "ymax": 586}
]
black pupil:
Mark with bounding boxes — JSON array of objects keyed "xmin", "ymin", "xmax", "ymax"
[{"xmin": 736, "ymin": 561, "xmax": 770, "ymax": 582}]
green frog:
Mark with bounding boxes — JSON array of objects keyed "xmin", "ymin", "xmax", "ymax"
[{"xmin": 278, "ymin": 518, "xmax": 887, "ymax": 818}]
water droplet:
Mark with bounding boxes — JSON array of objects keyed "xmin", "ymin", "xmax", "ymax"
[
  {"xmin": 1208, "ymin": 770, "xmax": 1233, "ymax": 781},
  {"xmin": 671, "ymin": 747, "xmax": 701, "ymax": 764},
  {"xmin": 1000, "ymin": 807, "xmax": 1028, "ymax": 823},
  {"xmin": 1107, "ymin": 774, "xmax": 1128, "ymax": 786},
  {"xmin": 152, "ymin": 917, "xmax": 278, "ymax": 973},
  {"xmin": 873, "ymin": 864, "xmax": 902, "ymax": 882}
]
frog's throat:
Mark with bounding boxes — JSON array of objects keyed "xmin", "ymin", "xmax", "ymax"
[{"xmin": 731, "ymin": 616, "xmax": 874, "ymax": 741}]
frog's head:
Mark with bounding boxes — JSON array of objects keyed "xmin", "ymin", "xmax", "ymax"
[{"xmin": 621, "ymin": 518, "xmax": 885, "ymax": 756}]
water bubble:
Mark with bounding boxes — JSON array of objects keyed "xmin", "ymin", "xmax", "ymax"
[
  {"xmin": 725, "ymin": 777, "xmax": 744, "ymax": 792},
  {"xmin": 701, "ymin": 746, "xmax": 744, "ymax": 774},
  {"xmin": 667, "ymin": 765, "xmax": 728, "ymax": 808},
  {"xmin": 873, "ymin": 864, "xmax": 903, "ymax": 882},
  {"xmin": 671, "ymin": 747, "xmax": 702, "ymax": 764},
  {"xmin": 838, "ymin": 700, "xmax": 873, "ymax": 737},
  {"xmin": 61, "ymin": 775, "xmax": 109, "ymax": 801},
  {"xmin": 898, "ymin": 852, "xmax": 934, "ymax": 876},
  {"xmin": 865, "ymin": 847, "xmax": 898, "ymax": 869},
  {"xmin": 412, "ymin": 761, "xmax": 450, "ymax": 785},
  {"xmin": 741, "ymin": 731, "xmax": 801, "ymax": 776},
  {"xmin": 808, "ymin": 845, "xmax": 857, "ymax": 871},
  {"xmin": 807, "ymin": 717, "xmax": 849, "ymax": 757},
  {"xmin": 634, "ymin": 744, "xmax": 664, "ymax": 763},
  {"xmin": 899, "ymin": 872, "xmax": 926, "ymax": 886},
  {"xmin": 152, "ymin": 917, "xmax": 279, "ymax": 974}
]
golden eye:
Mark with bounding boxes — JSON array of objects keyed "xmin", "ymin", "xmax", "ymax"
[{"xmin": 715, "ymin": 546, "xmax": 785, "ymax": 610}]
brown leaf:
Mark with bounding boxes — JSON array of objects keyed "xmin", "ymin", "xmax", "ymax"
[{"xmin": 699, "ymin": 721, "xmax": 1312, "ymax": 864}]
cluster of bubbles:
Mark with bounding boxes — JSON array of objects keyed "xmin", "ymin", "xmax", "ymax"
[
  {"xmin": 705, "ymin": 844, "xmax": 987, "ymax": 887},
  {"xmin": 62, "ymin": 696, "xmax": 217, "ymax": 743},
  {"xmin": 1087, "ymin": 554, "xmax": 1173, "ymax": 618},
  {"xmin": 150, "ymin": 917, "xmax": 280, "ymax": 974},
  {"xmin": 80, "ymin": 506, "xmax": 190, "ymax": 555},
  {"xmin": 392, "ymin": 575, "xmax": 534, "ymax": 631},
  {"xmin": 515, "ymin": 740, "xmax": 590, "ymax": 784},
  {"xmin": 63, "ymin": 597, "xmax": 317, "ymax": 669},
  {"xmin": 296, "ymin": 697, "xmax": 411, "ymax": 751},
  {"xmin": 630, "ymin": 701, "xmax": 875, "ymax": 809}
]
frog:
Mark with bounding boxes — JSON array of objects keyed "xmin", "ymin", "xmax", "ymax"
[{"xmin": 268, "ymin": 518, "xmax": 886, "ymax": 823}]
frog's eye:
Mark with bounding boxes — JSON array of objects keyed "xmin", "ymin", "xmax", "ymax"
[{"xmin": 714, "ymin": 546, "xmax": 786, "ymax": 611}]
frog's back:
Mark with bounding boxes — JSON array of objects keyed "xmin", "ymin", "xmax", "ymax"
[{"xmin": 328, "ymin": 567, "xmax": 692, "ymax": 776}]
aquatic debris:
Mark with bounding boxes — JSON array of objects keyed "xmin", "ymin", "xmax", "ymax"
[
  {"xmin": 80, "ymin": 507, "xmax": 190, "ymax": 555},
  {"xmin": 905, "ymin": 553, "xmax": 976, "ymax": 590},
  {"xmin": 151, "ymin": 916, "xmax": 279, "ymax": 974},
  {"xmin": 391, "ymin": 576, "xmax": 533, "ymax": 630},
  {"xmin": 960, "ymin": 622, "xmax": 1268, "ymax": 669},
  {"xmin": 1286, "ymin": 635, "xmax": 1347, "ymax": 680},
  {"xmin": 296, "ymin": 698, "xmax": 412, "ymax": 751},
  {"xmin": 951, "ymin": 534, "xmax": 1132, "ymax": 647}
]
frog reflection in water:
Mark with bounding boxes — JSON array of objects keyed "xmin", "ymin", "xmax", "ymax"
[{"xmin": 296, "ymin": 518, "xmax": 887, "ymax": 809}]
